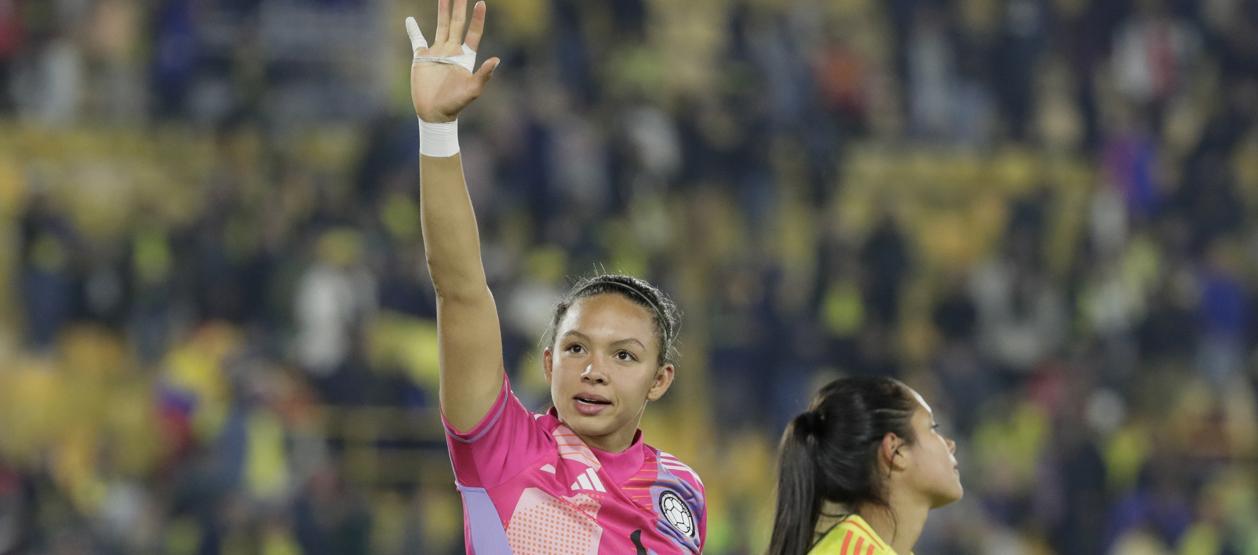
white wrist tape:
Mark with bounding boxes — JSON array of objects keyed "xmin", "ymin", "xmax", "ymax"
[
  {"xmin": 405, "ymin": 16, "xmax": 477, "ymax": 157},
  {"xmin": 419, "ymin": 118, "xmax": 460, "ymax": 158}
]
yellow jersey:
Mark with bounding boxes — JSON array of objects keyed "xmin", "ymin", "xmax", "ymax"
[{"xmin": 808, "ymin": 514, "xmax": 906, "ymax": 555}]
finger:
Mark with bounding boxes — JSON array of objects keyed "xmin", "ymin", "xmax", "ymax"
[
  {"xmin": 449, "ymin": 0, "xmax": 469, "ymax": 45},
  {"xmin": 405, "ymin": 17, "xmax": 429, "ymax": 52},
  {"xmin": 473, "ymin": 57, "xmax": 500, "ymax": 88},
  {"xmin": 465, "ymin": 1, "xmax": 486, "ymax": 51},
  {"xmin": 435, "ymin": 0, "xmax": 450, "ymax": 45}
]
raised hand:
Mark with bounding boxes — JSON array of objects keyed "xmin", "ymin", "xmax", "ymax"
[{"xmin": 406, "ymin": 0, "xmax": 500, "ymax": 123}]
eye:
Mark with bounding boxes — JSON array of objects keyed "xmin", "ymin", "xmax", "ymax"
[
  {"xmin": 615, "ymin": 350, "xmax": 639, "ymax": 362},
  {"xmin": 565, "ymin": 343, "xmax": 585, "ymax": 355}
]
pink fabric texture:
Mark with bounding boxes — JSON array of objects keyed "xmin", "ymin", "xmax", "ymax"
[{"xmin": 444, "ymin": 376, "xmax": 706, "ymax": 554}]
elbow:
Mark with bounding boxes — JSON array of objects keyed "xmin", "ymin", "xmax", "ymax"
[
  {"xmin": 433, "ymin": 283, "xmax": 494, "ymax": 308},
  {"xmin": 426, "ymin": 263, "xmax": 489, "ymax": 303}
]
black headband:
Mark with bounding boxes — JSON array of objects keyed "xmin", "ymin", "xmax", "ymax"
[{"xmin": 574, "ymin": 279, "xmax": 673, "ymax": 343}]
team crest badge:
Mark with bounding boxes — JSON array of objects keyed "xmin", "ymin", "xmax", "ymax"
[{"xmin": 658, "ymin": 491, "xmax": 695, "ymax": 537}]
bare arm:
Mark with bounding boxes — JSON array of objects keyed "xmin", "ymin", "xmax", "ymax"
[{"xmin": 407, "ymin": 0, "xmax": 503, "ymax": 431}]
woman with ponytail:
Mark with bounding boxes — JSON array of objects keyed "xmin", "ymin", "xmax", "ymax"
[{"xmin": 768, "ymin": 377, "xmax": 962, "ymax": 555}]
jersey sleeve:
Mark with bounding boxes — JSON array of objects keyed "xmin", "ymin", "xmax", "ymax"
[
  {"xmin": 698, "ymin": 480, "xmax": 707, "ymax": 550},
  {"xmin": 660, "ymin": 451, "xmax": 707, "ymax": 551},
  {"xmin": 442, "ymin": 374, "xmax": 553, "ymax": 488},
  {"xmin": 692, "ymin": 474, "xmax": 707, "ymax": 550}
]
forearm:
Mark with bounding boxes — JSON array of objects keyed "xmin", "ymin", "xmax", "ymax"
[
  {"xmin": 420, "ymin": 153, "xmax": 490, "ymax": 300},
  {"xmin": 420, "ymin": 150, "xmax": 506, "ymax": 429}
]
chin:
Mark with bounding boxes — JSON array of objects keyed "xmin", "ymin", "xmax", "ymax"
[
  {"xmin": 564, "ymin": 412, "xmax": 615, "ymax": 435},
  {"xmin": 941, "ymin": 486, "xmax": 964, "ymax": 507},
  {"xmin": 929, "ymin": 483, "xmax": 963, "ymax": 508}
]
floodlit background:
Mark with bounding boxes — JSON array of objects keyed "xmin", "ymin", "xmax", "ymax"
[{"xmin": 1, "ymin": 0, "xmax": 1256, "ymax": 553}]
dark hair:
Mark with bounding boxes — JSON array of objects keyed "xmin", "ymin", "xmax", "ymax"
[
  {"xmin": 767, "ymin": 377, "xmax": 919, "ymax": 555},
  {"xmin": 545, "ymin": 274, "xmax": 680, "ymax": 366}
]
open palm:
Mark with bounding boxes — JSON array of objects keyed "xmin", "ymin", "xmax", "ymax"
[{"xmin": 407, "ymin": 0, "xmax": 500, "ymax": 123}]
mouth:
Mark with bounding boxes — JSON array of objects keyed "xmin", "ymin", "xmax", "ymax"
[{"xmin": 574, "ymin": 394, "xmax": 612, "ymax": 416}]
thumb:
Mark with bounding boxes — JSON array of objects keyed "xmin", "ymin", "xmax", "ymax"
[{"xmin": 474, "ymin": 57, "xmax": 500, "ymax": 87}]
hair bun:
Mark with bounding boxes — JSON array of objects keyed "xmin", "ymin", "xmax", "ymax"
[{"xmin": 796, "ymin": 410, "xmax": 824, "ymax": 437}]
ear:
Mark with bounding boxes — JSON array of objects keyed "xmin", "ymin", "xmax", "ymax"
[
  {"xmin": 645, "ymin": 363, "xmax": 675, "ymax": 402},
  {"xmin": 879, "ymin": 433, "xmax": 909, "ymax": 472},
  {"xmin": 543, "ymin": 347, "xmax": 554, "ymax": 384}
]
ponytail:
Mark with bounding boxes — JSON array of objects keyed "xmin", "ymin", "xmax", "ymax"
[
  {"xmin": 767, "ymin": 377, "xmax": 920, "ymax": 555},
  {"xmin": 767, "ymin": 412, "xmax": 823, "ymax": 555}
]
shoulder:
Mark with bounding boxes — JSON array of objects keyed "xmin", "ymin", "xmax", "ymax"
[
  {"xmin": 811, "ymin": 516, "xmax": 893, "ymax": 555},
  {"xmin": 654, "ymin": 448, "xmax": 704, "ymax": 491}
]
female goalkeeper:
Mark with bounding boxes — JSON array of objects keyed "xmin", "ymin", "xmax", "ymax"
[{"xmin": 405, "ymin": 1, "xmax": 705, "ymax": 552}]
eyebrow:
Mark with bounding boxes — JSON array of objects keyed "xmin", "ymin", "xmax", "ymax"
[{"xmin": 560, "ymin": 331, "xmax": 647, "ymax": 350}]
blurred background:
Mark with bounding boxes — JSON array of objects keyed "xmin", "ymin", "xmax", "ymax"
[{"xmin": 1, "ymin": 0, "xmax": 1257, "ymax": 553}]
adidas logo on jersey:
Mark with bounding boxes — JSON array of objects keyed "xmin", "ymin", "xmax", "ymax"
[{"xmin": 569, "ymin": 467, "xmax": 606, "ymax": 493}]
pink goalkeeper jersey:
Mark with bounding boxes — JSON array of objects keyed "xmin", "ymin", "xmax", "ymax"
[{"xmin": 443, "ymin": 375, "xmax": 706, "ymax": 554}]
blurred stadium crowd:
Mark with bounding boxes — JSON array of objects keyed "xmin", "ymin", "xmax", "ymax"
[{"xmin": 1, "ymin": 0, "xmax": 1257, "ymax": 553}]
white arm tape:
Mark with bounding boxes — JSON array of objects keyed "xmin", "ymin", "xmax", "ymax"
[
  {"xmin": 413, "ymin": 44, "xmax": 478, "ymax": 73},
  {"xmin": 405, "ymin": 16, "xmax": 477, "ymax": 74},
  {"xmin": 419, "ymin": 118, "xmax": 460, "ymax": 158},
  {"xmin": 405, "ymin": 16, "xmax": 477, "ymax": 157}
]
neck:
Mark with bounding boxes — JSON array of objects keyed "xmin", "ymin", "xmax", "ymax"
[
  {"xmin": 857, "ymin": 492, "xmax": 928, "ymax": 555},
  {"xmin": 571, "ymin": 413, "xmax": 642, "ymax": 453},
  {"xmin": 814, "ymin": 501, "xmax": 849, "ymax": 538},
  {"xmin": 580, "ymin": 429, "xmax": 633, "ymax": 452}
]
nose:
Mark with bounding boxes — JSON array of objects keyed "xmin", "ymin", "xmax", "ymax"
[
  {"xmin": 580, "ymin": 362, "xmax": 608, "ymax": 385},
  {"xmin": 947, "ymin": 437, "xmax": 957, "ymax": 454}
]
